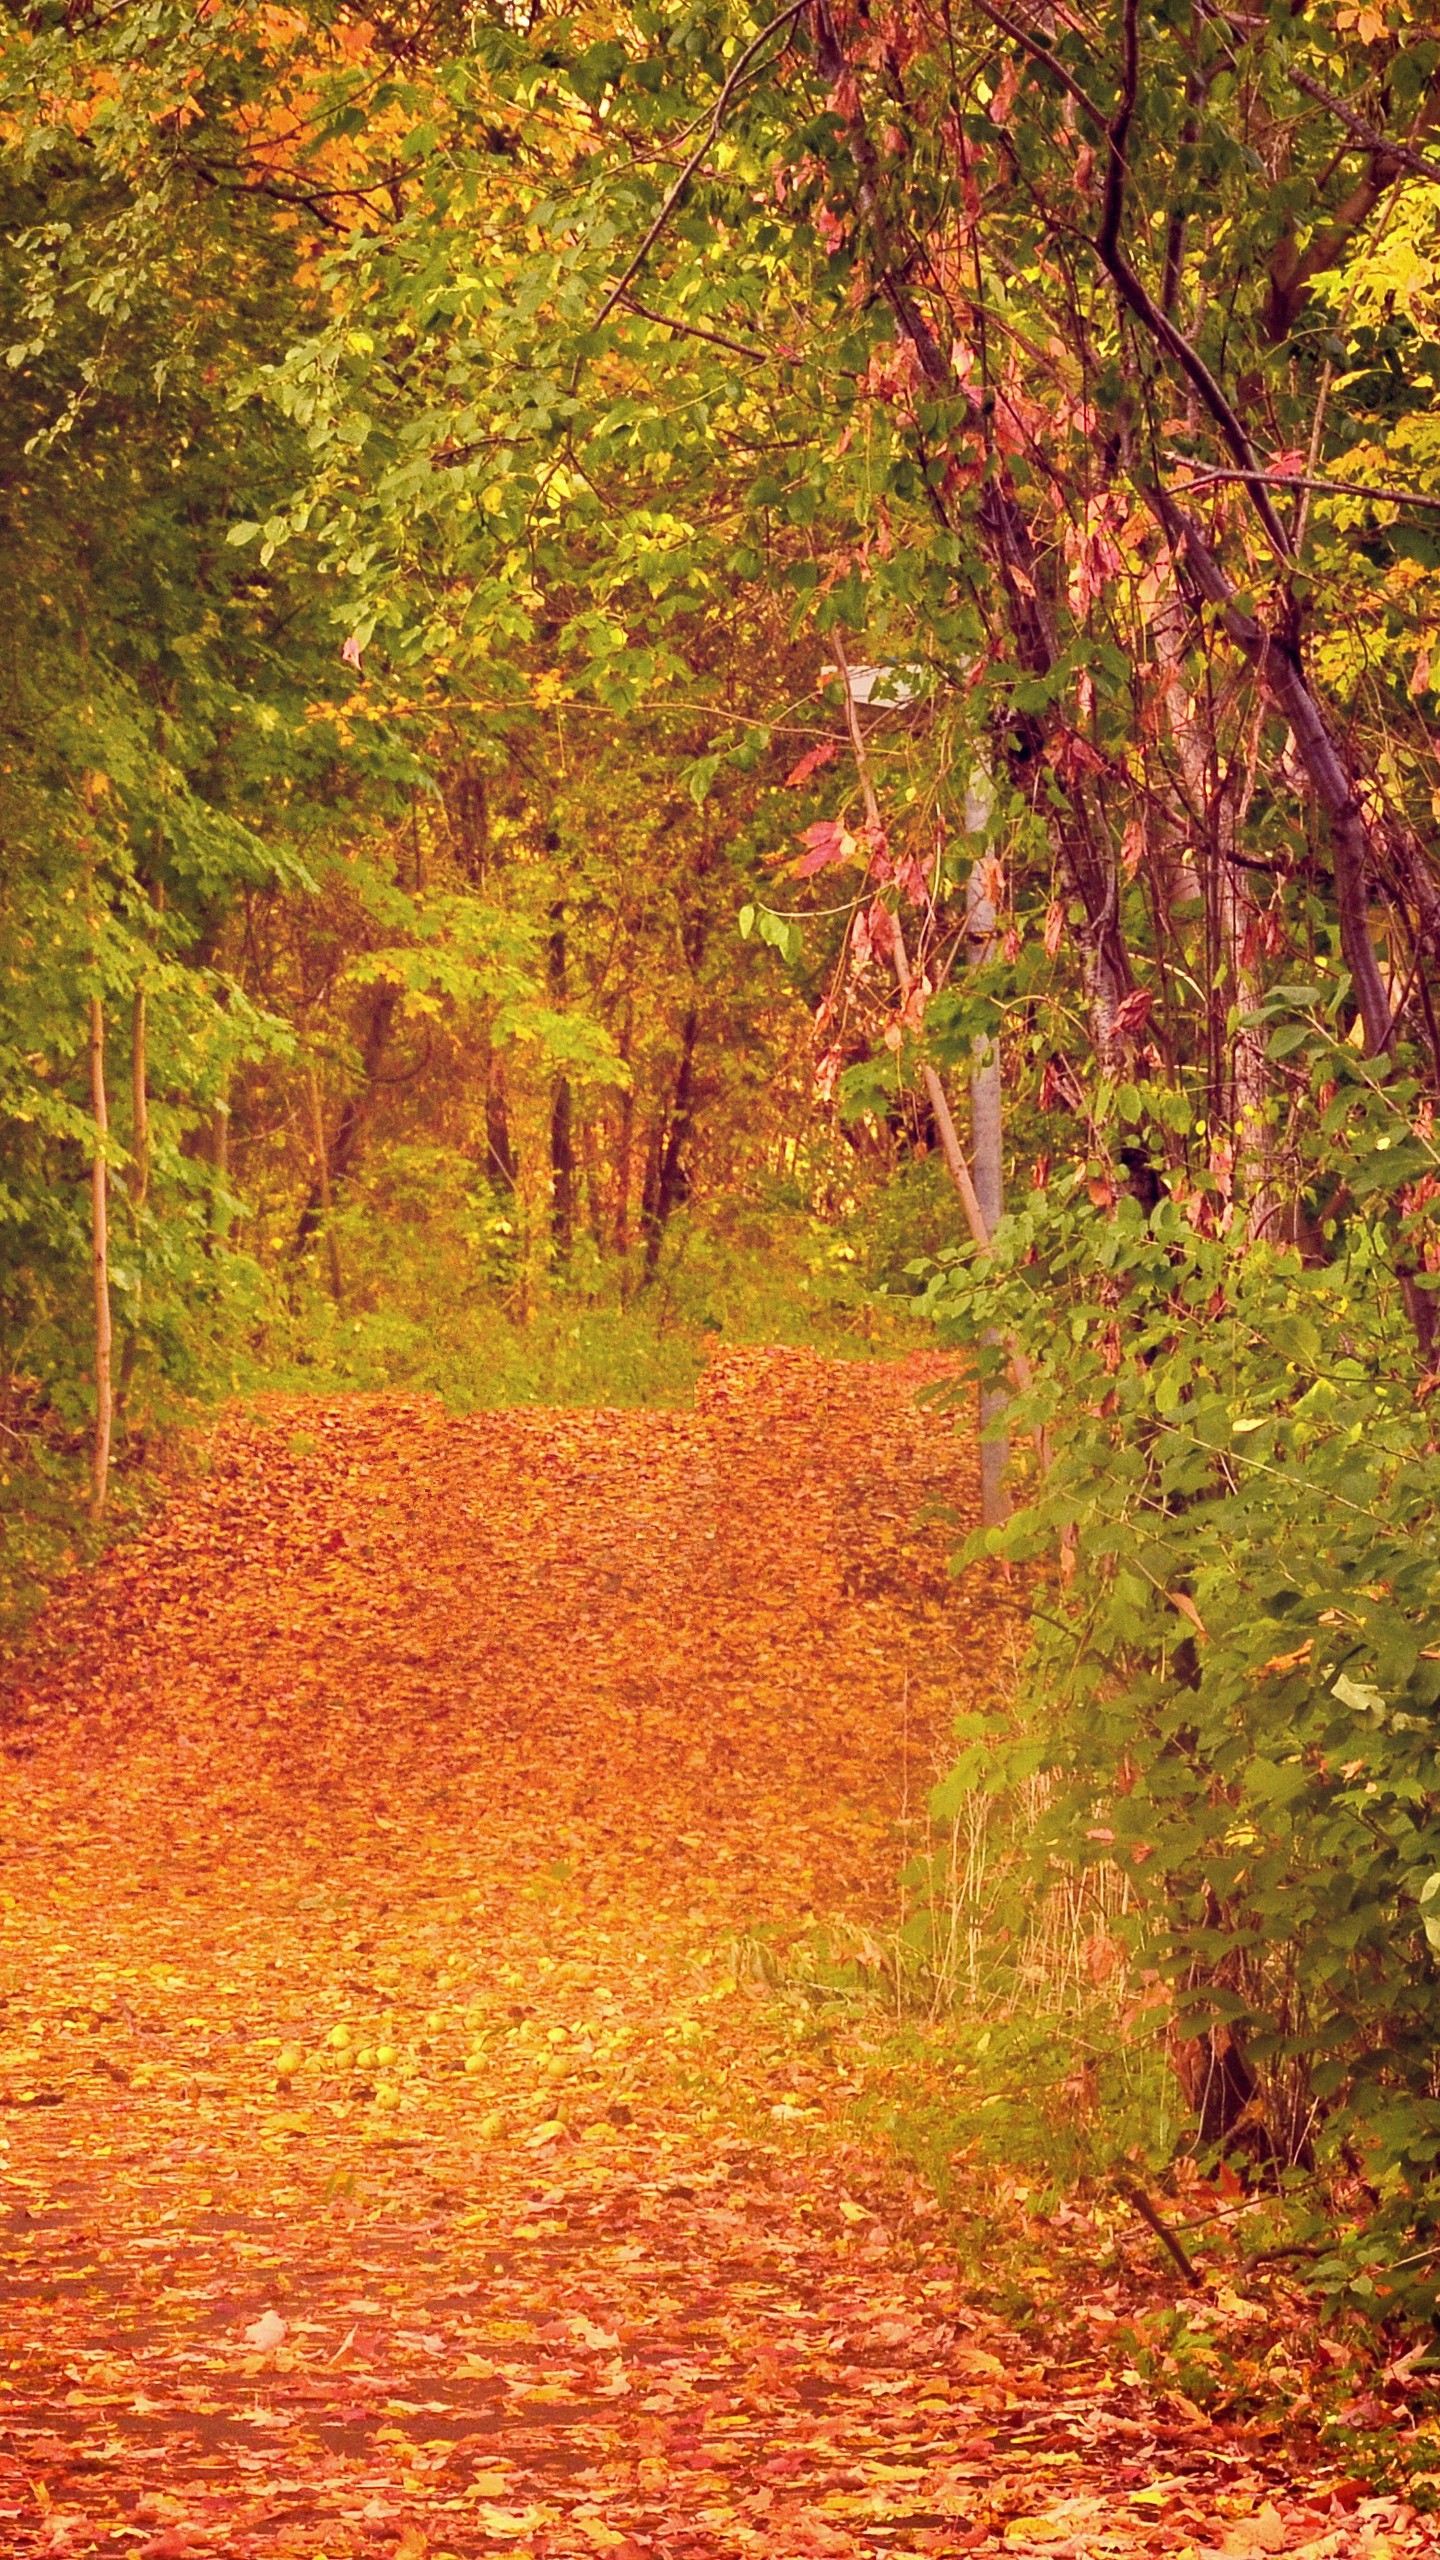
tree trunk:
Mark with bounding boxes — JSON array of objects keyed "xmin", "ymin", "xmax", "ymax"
[
  {"xmin": 613, "ymin": 1001, "xmax": 636, "ymax": 1266},
  {"xmin": 1154, "ymin": 495, "xmax": 1395, "ymax": 1053},
  {"xmin": 130, "ymin": 988, "xmax": 149, "ymax": 1213},
  {"xmin": 295, "ymin": 981, "xmax": 398, "ymax": 1250},
  {"xmin": 304, "ymin": 1064, "xmax": 344, "ymax": 1304},
  {"xmin": 550, "ymin": 1078, "xmax": 576, "ymax": 1256},
  {"xmin": 116, "ymin": 987, "xmax": 150, "ymax": 1421},
  {"xmin": 89, "ymin": 993, "xmax": 113, "ymax": 1524},
  {"xmin": 642, "ymin": 1001, "xmax": 700, "ymax": 1276},
  {"xmin": 548, "ymin": 902, "xmax": 575, "ymax": 1255},
  {"xmin": 968, "ymin": 861, "xmax": 1009, "ymax": 1527},
  {"xmin": 1151, "ymin": 590, "xmax": 1276, "ymax": 1238},
  {"xmin": 484, "ymin": 1052, "xmax": 517, "ymax": 1190},
  {"xmin": 444, "ymin": 759, "xmax": 489, "ymax": 884},
  {"xmin": 200, "ymin": 1093, "xmax": 230, "ymax": 1253}
]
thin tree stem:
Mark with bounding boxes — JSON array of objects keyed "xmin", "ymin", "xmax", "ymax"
[{"xmin": 90, "ymin": 993, "xmax": 113, "ymax": 1524}]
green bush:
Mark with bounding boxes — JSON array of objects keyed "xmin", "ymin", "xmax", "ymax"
[
  {"xmin": 254, "ymin": 1152, "xmax": 905, "ymax": 1411},
  {"xmin": 923, "ymin": 1035, "xmax": 1440, "ymax": 2315}
]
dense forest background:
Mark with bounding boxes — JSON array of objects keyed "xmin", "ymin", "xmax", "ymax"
[{"xmin": 9, "ymin": 0, "xmax": 1440, "ymax": 2308}]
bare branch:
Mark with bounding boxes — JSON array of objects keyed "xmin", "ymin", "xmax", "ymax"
[
  {"xmin": 1167, "ymin": 457, "xmax": 1440, "ymax": 511},
  {"xmin": 1149, "ymin": 486, "xmax": 1395, "ymax": 1057},
  {"xmin": 615, "ymin": 292, "xmax": 766, "ymax": 362},
  {"xmin": 1289, "ymin": 67, "xmax": 1440, "ymax": 189}
]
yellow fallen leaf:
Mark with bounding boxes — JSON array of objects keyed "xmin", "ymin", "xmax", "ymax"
[
  {"xmin": 473, "ymin": 2503, "xmax": 544, "ymax": 2536},
  {"xmin": 1222, "ymin": 2507, "xmax": 1287, "ymax": 2557}
]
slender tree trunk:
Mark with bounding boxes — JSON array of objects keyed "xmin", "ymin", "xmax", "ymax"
[
  {"xmin": 1154, "ymin": 495, "xmax": 1394, "ymax": 1051},
  {"xmin": 967, "ymin": 861, "xmax": 1009, "ymax": 1527},
  {"xmin": 484, "ymin": 1052, "xmax": 517, "ymax": 1190},
  {"xmin": 130, "ymin": 988, "xmax": 149, "ymax": 1213},
  {"xmin": 1152, "ymin": 592, "xmax": 1276, "ymax": 1238},
  {"xmin": 89, "ymin": 994, "xmax": 113, "ymax": 1523},
  {"xmin": 639, "ymin": 1121, "xmax": 662, "ymax": 1239},
  {"xmin": 445, "ymin": 759, "xmax": 488, "ymax": 884},
  {"xmin": 550, "ymin": 1079, "xmax": 576, "ymax": 1256},
  {"xmin": 577, "ymin": 1111, "xmax": 605, "ymax": 1252},
  {"xmin": 831, "ymin": 630, "xmax": 993, "ymax": 1249},
  {"xmin": 199, "ymin": 1094, "xmax": 230, "ymax": 1254},
  {"xmin": 832, "ymin": 632, "xmax": 1044, "ymax": 1454},
  {"xmin": 613, "ymin": 1002, "xmax": 636, "ymax": 1270},
  {"xmin": 295, "ymin": 983, "xmax": 398, "ymax": 1253},
  {"xmin": 116, "ymin": 987, "xmax": 150, "ymax": 1421},
  {"xmin": 547, "ymin": 902, "xmax": 575, "ymax": 1255},
  {"xmin": 304, "ymin": 1064, "xmax": 343, "ymax": 1304},
  {"xmin": 1216, "ymin": 854, "xmax": 1275, "ymax": 1234},
  {"xmin": 642, "ymin": 1002, "xmax": 701, "ymax": 1276}
]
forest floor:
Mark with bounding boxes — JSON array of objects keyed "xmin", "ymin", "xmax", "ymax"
[{"xmin": 0, "ymin": 1348, "xmax": 1429, "ymax": 2560}]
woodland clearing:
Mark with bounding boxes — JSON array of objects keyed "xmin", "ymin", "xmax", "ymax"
[{"xmin": 0, "ymin": 1348, "xmax": 1428, "ymax": 2560}]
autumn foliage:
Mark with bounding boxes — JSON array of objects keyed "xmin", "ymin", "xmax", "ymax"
[{"xmin": 9, "ymin": 0, "xmax": 1440, "ymax": 2509}]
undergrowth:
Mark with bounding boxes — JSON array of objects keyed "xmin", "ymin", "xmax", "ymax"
[
  {"xmin": 248, "ymin": 1194, "xmax": 907, "ymax": 1409},
  {"xmin": 735, "ymin": 1748, "xmax": 1440, "ymax": 2485},
  {"xmin": 0, "ymin": 1190, "xmax": 923, "ymax": 1636}
]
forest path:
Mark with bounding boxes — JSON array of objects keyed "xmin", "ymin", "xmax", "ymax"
[{"xmin": 0, "ymin": 1350, "xmax": 1403, "ymax": 2560}]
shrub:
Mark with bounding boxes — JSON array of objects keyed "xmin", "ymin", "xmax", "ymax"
[{"xmin": 923, "ymin": 1059, "xmax": 1440, "ymax": 2314}]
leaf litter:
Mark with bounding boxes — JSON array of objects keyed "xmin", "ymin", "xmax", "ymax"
[{"xmin": 0, "ymin": 1348, "xmax": 1430, "ymax": 2558}]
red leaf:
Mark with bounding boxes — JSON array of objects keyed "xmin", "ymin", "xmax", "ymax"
[
  {"xmin": 784, "ymin": 739, "xmax": 840, "ymax": 789},
  {"xmin": 793, "ymin": 819, "xmax": 856, "ymax": 876}
]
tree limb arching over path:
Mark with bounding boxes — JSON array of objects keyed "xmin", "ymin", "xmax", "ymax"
[{"xmin": 0, "ymin": 1355, "xmax": 1424, "ymax": 2559}]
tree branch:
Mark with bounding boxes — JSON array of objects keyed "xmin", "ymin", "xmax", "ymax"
[
  {"xmin": 972, "ymin": 0, "xmax": 1109, "ymax": 129},
  {"xmin": 1289, "ymin": 67, "xmax": 1440, "ymax": 188},
  {"xmin": 591, "ymin": 1, "xmax": 810, "ymax": 328},
  {"xmin": 616, "ymin": 291, "xmax": 766, "ymax": 361},
  {"xmin": 1097, "ymin": 0, "xmax": 1294, "ymax": 565},
  {"xmin": 1167, "ymin": 458, "xmax": 1440, "ymax": 512},
  {"xmin": 1149, "ymin": 486, "xmax": 1395, "ymax": 1057}
]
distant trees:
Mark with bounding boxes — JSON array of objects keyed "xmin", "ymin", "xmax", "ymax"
[{"xmin": 0, "ymin": 6, "xmax": 857, "ymax": 1505}]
